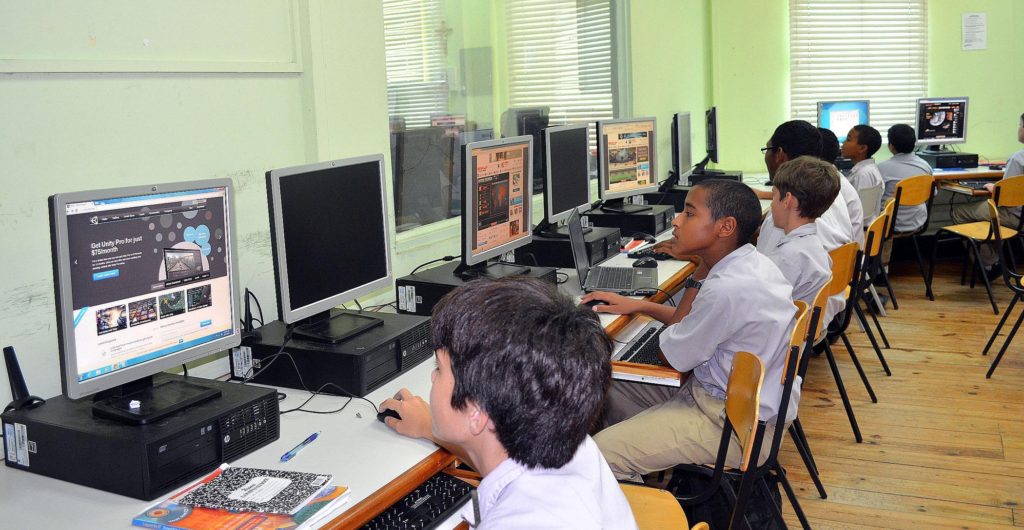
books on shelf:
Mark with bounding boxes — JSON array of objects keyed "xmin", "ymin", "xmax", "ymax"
[{"xmin": 132, "ymin": 464, "xmax": 350, "ymax": 530}]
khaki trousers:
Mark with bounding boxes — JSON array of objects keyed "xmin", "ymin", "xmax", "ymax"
[
  {"xmin": 595, "ymin": 378, "xmax": 775, "ymax": 483},
  {"xmin": 950, "ymin": 200, "xmax": 1021, "ymax": 267}
]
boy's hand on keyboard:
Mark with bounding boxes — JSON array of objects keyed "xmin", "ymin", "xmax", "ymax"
[
  {"xmin": 651, "ymin": 240, "xmax": 701, "ymax": 264},
  {"xmin": 580, "ymin": 292, "xmax": 640, "ymax": 315},
  {"xmin": 984, "ymin": 182, "xmax": 995, "ymax": 193},
  {"xmin": 379, "ymin": 388, "xmax": 433, "ymax": 440}
]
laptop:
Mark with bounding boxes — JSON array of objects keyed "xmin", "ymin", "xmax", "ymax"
[{"xmin": 567, "ymin": 208, "xmax": 658, "ymax": 295}]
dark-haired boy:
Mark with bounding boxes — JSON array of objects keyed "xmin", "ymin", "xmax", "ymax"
[
  {"xmin": 878, "ymin": 124, "xmax": 933, "ymax": 264},
  {"xmin": 582, "ymin": 179, "xmax": 795, "ymax": 480},
  {"xmin": 842, "ymin": 124, "xmax": 884, "ymax": 217},
  {"xmin": 380, "ymin": 277, "xmax": 637, "ymax": 528}
]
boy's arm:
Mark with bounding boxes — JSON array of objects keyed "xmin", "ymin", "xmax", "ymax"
[{"xmin": 379, "ymin": 389, "xmax": 477, "ymax": 471}]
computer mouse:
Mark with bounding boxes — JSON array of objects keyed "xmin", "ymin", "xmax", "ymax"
[
  {"xmin": 631, "ymin": 232, "xmax": 656, "ymax": 244},
  {"xmin": 632, "ymin": 256, "xmax": 658, "ymax": 268},
  {"xmin": 583, "ymin": 299, "xmax": 609, "ymax": 309},
  {"xmin": 989, "ymin": 164, "xmax": 1006, "ymax": 171},
  {"xmin": 377, "ymin": 408, "xmax": 401, "ymax": 423}
]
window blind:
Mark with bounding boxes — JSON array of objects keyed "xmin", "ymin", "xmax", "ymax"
[
  {"xmin": 506, "ymin": 0, "xmax": 616, "ymax": 128},
  {"xmin": 383, "ymin": 0, "xmax": 448, "ymax": 129},
  {"xmin": 789, "ymin": 1, "xmax": 928, "ymax": 139}
]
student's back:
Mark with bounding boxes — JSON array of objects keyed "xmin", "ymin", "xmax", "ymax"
[{"xmin": 879, "ymin": 124, "xmax": 933, "ymax": 232}]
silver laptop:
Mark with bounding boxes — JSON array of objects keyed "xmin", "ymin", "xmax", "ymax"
[{"xmin": 568, "ymin": 208, "xmax": 658, "ymax": 295}]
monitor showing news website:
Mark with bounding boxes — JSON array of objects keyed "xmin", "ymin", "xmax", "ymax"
[
  {"xmin": 601, "ymin": 120, "xmax": 656, "ymax": 194},
  {"xmin": 63, "ymin": 187, "xmax": 234, "ymax": 382},
  {"xmin": 470, "ymin": 142, "xmax": 530, "ymax": 258}
]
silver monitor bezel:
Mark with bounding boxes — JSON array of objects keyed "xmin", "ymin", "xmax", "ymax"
[
  {"xmin": 463, "ymin": 135, "xmax": 534, "ymax": 267},
  {"xmin": 597, "ymin": 116, "xmax": 660, "ymax": 201},
  {"xmin": 915, "ymin": 96, "xmax": 969, "ymax": 146},
  {"xmin": 50, "ymin": 179, "xmax": 241, "ymax": 400},
  {"xmin": 266, "ymin": 154, "xmax": 394, "ymax": 325},
  {"xmin": 544, "ymin": 123, "xmax": 591, "ymax": 225}
]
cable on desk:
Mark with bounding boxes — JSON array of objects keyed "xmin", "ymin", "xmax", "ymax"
[
  {"xmin": 240, "ymin": 329, "xmax": 294, "ymax": 384},
  {"xmin": 555, "ymin": 271, "xmax": 568, "ymax": 284},
  {"xmin": 411, "ymin": 255, "xmax": 459, "ymax": 275},
  {"xmin": 353, "ymin": 299, "xmax": 363, "ymax": 311},
  {"xmin": 651, "ymin": 288, "xmax": 677, "ymax": 307},
  {"xmin": 363, "ymin": 301, "xmax": 397, "ymax": 312}
]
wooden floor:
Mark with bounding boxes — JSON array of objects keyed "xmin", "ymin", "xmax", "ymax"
[{"xmin": 778, "ymin": 259, "xmax": 1024, "ymax": 529}]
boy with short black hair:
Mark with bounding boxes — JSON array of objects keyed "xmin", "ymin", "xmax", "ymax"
[
  {"xmin": 582, "ymin": 179, "xmax": 796, "ymax": 480},
  {"xmin": 818, "ymin": 127, "xmax": 841, "ymax": 165},
  {"xmin": 381, "ymin": 277, "xmax": 637, "ymax": 528},
  {"xmin": 878, "ymin": 124, "xmax": 933, "ymax": 264},
  {"xmin": 842, "ymin": 125, "xmax": 885, "ymax": 217},
  {"xmin": 759, "ymin": 156, "xmax": 836, "ymax": 307}
]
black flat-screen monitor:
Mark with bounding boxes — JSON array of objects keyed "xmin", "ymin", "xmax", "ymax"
[
  {"xmin": 49, "ymin": 180, "xmax": 241, "ymax": 423},
  {"xmin": 672, "ymin": 112, "xmax": 693, "ymax": 177},
  {"xmin": 916, "ymin": 97, "xmax": 969, "ymax": 148},
  {"xmin": 266, "ymin": 155, "xmax": 392, "ymax": 342},
  {"xmin": 543, "ymin": 123, "xmax": 591, "ymax": 227},
  {"xmin": 392, "ymin": 127, "xmax": 455, "ymax": 228},
  {"xmin": 501, "ymin": 107, "xmax": 549, "ymax": 194},
  {"xmin": 706, "ymin": 107, "xmax": 718, "ymax": 164}
]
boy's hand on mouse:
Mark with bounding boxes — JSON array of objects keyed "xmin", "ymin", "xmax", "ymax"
[
  {"xmin": 379, "ymin": 388, "xmax": 432, "ymax": 440},
  {"xmin": 652, "ymin": 240, "xmax": 700, "ymax": 264},
  {"xmin": 580, "ymin": 292, "xmax": 640, "ymax": 315}
]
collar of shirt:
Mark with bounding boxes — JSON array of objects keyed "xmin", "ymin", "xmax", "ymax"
[
  {"xmin": 852, "ymin": 158, "xmax": 876, "ymax": 171},
  {"xmin": 462, "ymin": 456, "xmax": 524, "ymax": 526},
  {"xmin": 776, "ymin": 222, "xmax": 818, "ymax": 248},
  {"xmin": 708, "ymin": 243, "xmax": 756, "ymax": 278}
]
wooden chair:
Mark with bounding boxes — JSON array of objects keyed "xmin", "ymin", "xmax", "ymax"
[
  {"xmin": 977, "ymin": 198, "xmax": 1024, "ymax": 378},
  {"xmin": 620, "ymin": 483, "xmax": 693, "ymax": 529},
  {"xmin": 889, "ymin": 174, "xmax": 937, "ymax": 303},
  {"xmin": 824, "ymin": 242, "xmax": 877, "ymax": 443},
  {"xmin": 668, "ymin": 351, "xmax": 768, "ymax": 530},
  {"xmin": 928, "ymin": 175, "xmax": 1024, "ymax": 314},
  {"xmin": 670, "ymin": 304, "xmax": 813, "ymax": 530},
  {"xmin": 855, "ymin": 199, "xmax": 895, "ymax": 368}
]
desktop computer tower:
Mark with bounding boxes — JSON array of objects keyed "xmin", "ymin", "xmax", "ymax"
[
  {"xmin": 1, "ymin": 374, "xmax": 279, "ymax": 500},
  {"xmin": 585, "ymin": 204, "xmax": 675, "ymax": 238},
  {"xmin": 235, "ymin": 310, "xmax": 433, "ymax": 397},
  {"xmin": 514, "ymin": 226, "xmax": 621, "ymax": 268},
  {"xmin": 917, "ymin": 150, "xmax": 978, "ymax": 169},
  {"xmin": 395, "ymin": 261, "xmax": 558, "ymax": 316}
]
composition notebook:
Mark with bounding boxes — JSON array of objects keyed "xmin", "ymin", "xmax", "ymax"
[{"xmin": 176, "ymin": 466, "xmax": 333, "ymax": 515}]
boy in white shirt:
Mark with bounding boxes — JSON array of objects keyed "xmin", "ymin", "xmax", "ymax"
[
  {"xmin": 582, "ymin": 179, "xmax": 795, "ymax": 481},
  {"xmin": 842, "ymin": 124, "xmax": 885, "ymax": 220},
  {"xmin": 878, "ymin": 123, "xmax": 933, "ymax": 265},
  {"xmin": 381, "ymin": 278, "xmax": 637, "ymax": 529}
]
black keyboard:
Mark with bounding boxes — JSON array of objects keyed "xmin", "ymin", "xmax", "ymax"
[
  {"xmin": 590, "ymin": 266, "xmax": 635, "ymax": 290},
  {"xmin": 958, "ymin": 180, "xmax": 996, "ymax": 190},
  {"xmin": 627, "ymin": 247, "xmax": 673, "ymax": 260},
  {"xmin": 620, "ymin": 325, "xmax": 665, "ymax": 366},
  {"xmin": 362, "ymin": 471, "xmax": 474, "ymax": 529}
]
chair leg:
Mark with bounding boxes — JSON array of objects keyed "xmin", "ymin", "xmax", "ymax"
[
  {"xmin": 912, "ymin": 233, "xmax": 930, "ymax": 304},
  {"xmin": 967, "ymin": 240, "xmax": 1000, "ymax": 315},
  {"xmin": 867, "ymin": 283, "xmax": 888, "ymax": 318},
  {"xmin": 862, "ymin": 293, "xmax": 891, "ymax": 348},
  {"xmin": 824, "ymin": 342, "xmax": 864, "ymax": 442},
  {"xmin": 879, "ymin": 264, "xmax": 899, "ymax": 310},
  {"xmin": 792, "ymin": 419, "xmax": 817, "ymax": 474},
  {"xmin": 723, "ymin": 474, "xmax": 752, "ymax": 530},
  {"xmin": 987, "ymin": 303, "xmax": 1024, "ymax": 379},
  {"xmin": 983, "ymin": 294, "xmax": 1019, "ymax": 355},
  {"xmin": 839, "ymin": 333, "xmax": 878, "ymax": 403},
  {"xmin": 774, "ymin": 465, "xmax": 812, "ymax": 530},
  {"xmin": 928, "ymin": 234, "xmax": 942, "ymax": 301},
  {"xmin": 854, "ymin": 304, "xmax": 892, "ymax": 376},
  {"xmin": 789, "ymin": 422, "xmax": 827, "ymax": 499}
]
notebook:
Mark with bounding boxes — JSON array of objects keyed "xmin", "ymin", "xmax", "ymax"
[{"xmin": 568, "ymin": 208, "xmax": 657, "ymax": 295}]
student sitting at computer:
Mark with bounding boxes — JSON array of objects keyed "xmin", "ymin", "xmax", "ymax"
[
  {"xmin": 758, "ymin": 120, "xmax": 860, "ymax": 251},
  {"xmin": 842, "ymin": 124, "xmax": 885, "ymax": 220},
  {"xmin": 818, "ymin": 126, "xmax": 865, "ymax": 244},
  {"xmin": 878, "ymin": 123, "xmax": 933, "ymax": 265},
  {"xmin": 378, "ymin": 277, "xmax": 637, "ymax": 529},
  {"xmin": 581, "ymin": 179, "xmax": 795, "ymax": 480},
  {"xmin": 757, "ymin": 156, "xmax": 836, "ymax": 308},
  {"xmin": 950, "ymin": 112, "xmax": 1024, "ymax": 274}
]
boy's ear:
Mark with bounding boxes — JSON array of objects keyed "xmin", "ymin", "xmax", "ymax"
[
  {"xmin": 716, "ymin": 215, "xmax": 738, "ymax": 239},
  {"xmin": 466, "ymin": 400, "xmax": 492, "ymax": 437}
]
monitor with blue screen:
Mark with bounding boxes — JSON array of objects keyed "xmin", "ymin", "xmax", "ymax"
[{"xmin": 817, "ymin": 100, "xmax": 870, "ymax": 142}]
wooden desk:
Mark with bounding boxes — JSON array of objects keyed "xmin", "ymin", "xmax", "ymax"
[{"xmin": 931, "ymin": 167, "xmax": 1003, "ymax": 182}]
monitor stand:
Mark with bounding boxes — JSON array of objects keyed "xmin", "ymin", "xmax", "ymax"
[
  {"xmin": 453, "ymin": 260, "xmax": 531, "ymax": 280},
  {"xmin": 292, "ymin": 309, "xmax": 384, "ymax": 344},
  {"xmin": 533, "ymin": 219, "xmax": 591, "ymax": 239},
  {"xmin": 600, "ymin": 198, "xmax": 652, "ymax": 214},
  {"xmin": 92, "ymin": 375, "xmax": 221, "ymax": 425}
]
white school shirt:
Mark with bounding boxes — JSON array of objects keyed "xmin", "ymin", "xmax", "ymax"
[
  {"xmin": 878, "ymin": 152, "xmax": 933, "ymax": 232},
  {"xmin": 848, "ymin": 159, "xmax": 883, "ymax": 226},
  {"xmin": 659, "ymin": 244, "xmax": 797, "ymax": 423},
  {"xmin": 461, "ymin": 436, "xmax": 638, "ymax": 529},
  {"xmin": 758, "ymin": 223, "xmax": 831, "ymax": 308},
  {"xmin": 837, "ymin": 176, "xmax": 864, "ymax": 248},
  {"xmin": 1002, "ymin": 148, "xmax": 1024, "ymax": 217}
]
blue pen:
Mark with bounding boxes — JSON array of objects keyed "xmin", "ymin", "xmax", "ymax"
[{"xmin": 280, "ymin": 431, "xmax": 320, "ymax": 462}]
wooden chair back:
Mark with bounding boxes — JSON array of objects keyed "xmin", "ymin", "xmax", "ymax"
[
  {"xmin": 827, "ymin": 242, "xmax": 860, "ymax": 297},
  {"xmin": 782, "ymin": 301, "xmax": 810, "ymax": 385},
  {"xmin": 864, "ymin": 200, "xmax": 892, "ymax": 257},
  {"xmin": 993, "ymin": 175, "xmax": 1024, "ymax": 209},
  {"xmin": 620, "ymin": 483, "xmax": 690, "ymax": 528},
  {"xmin": 725, "ymin": 351, "xmax": 765, "ymax": 472},
  {"xmin": 809, "ymin": 275, "xmax": 834, "ymax": 342},
  {"xmin": 894, "ymin": 174, "xmax": 934, "ymax": 206}
]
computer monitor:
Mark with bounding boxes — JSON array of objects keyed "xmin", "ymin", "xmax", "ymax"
[
  {"xmin": 916, "ymin": 97, "xmax": 969, "ymax": 149},
  {"xmin": 450, "ymin": 128, "xmax": 495, "ymax": 217},
  {"xmin": 392, "ymin": 127, "xmax": 455, "ymax": 229},
  {"xmin": 536, "ymin": 123, "xmax": 591, "ymax": 237},
  {"xmin": 49, "ymin": 179, "xmax": 241, "ymax": 423},
  {"xmin": 817, "ymin": 100, "xmax": 870, "ymax": 142},
  {"xmin": 501, "ymin": 107, "xmax": 549, "ymax": 194},
  {"xmin": 456, "ymin": 136, "xmax": 534, "ymax": 278},
  {"xmin": 597, "ymin": 117, "xmax": 658, "ymax": 213},
  {"xmin": 671, "ymin": 112, "xmax": 693, "ymax": 178},
  {"xmin": 691, "ymin": 108, "xmax": 720, "ymax": 177},
  {"xmin": 266, "ymin": 155, "xmax": 392, "ymax": 343}
]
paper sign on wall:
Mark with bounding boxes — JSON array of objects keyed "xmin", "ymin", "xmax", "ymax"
[{"xmin": 962, "ymin": 13, "xmax": 987, "ymax": 51}]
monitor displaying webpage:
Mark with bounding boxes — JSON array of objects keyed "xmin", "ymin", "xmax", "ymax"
[
  {"xmin": 471, "ymin": 142, "xmax": 529, "ymax": 257},
  {"xmin": 602, "ymin": 120, "xmax": 655, "ymax": 194},
  {"xmin": 63, "ymin": 187, "xmax": 234, "ymax": 382},
  {"xmin": 918, "ymin": 99, "xmax": 967, "ymax": 141}
]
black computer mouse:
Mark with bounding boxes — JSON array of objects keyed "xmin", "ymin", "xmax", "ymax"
[
  {"xmin": 377, "ymin": 408, "xmax": 402, "ymax": 423},
  {"xmin": 632, "ymin": 256, "xmax": 658, "ymax": 268},
  {"xmin": 631, "ymin": 232, "xmax": 656, "ymax": 243},
  {"xmin": 583, "ymin": 299, "xmax": 609, "ymax": 309}
]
